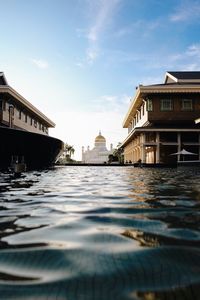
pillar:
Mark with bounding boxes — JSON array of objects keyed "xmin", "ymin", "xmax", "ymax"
[
  {"xmin": 199, "ymin": 133, "xmax": 200, "ymax": 160},
  {"xmin": 141, "ymin": 133, "xmax": 146, "ymax": 163},
  {"xmin": 156, "ymin": 132, "xmax": 160, "ymax": 163},
  {"xmin": 177, "ymin": 132, "xmax": 181, "ymax": 162}
]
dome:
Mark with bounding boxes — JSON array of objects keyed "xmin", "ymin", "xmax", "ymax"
[{"xmin": 95, "ymin": 131, "xmax": 106, "ymax": 143}]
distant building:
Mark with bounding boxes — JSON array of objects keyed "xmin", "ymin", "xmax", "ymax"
[
  {"xmin": 121, "ymin": 71, "xmax": 200, "ymax": 164},
  {"xmin": 82, "ymin": 131, "xmax": 114, "ymax": 163}
]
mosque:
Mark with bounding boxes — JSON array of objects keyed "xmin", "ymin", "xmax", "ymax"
[{"xmin": 82, "ymin": 131, "xmax": 114, "ymax": 163}]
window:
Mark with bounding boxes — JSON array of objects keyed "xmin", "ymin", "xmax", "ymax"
[
  {"xmin": 0, "ymin": 100, "xmax": 6, "ymax": 111},
  {"xmin": 146, "ymin": 99, "xmax": 153, "ymax": 111},
  {"xmin": 34, "ymin": 120, "xmax": 37, "ymax": 128},
  {"xmin": 30, "ymin": 117, "xmax": 33, "ymax": 125},
  {"xmin": 19, "ymin": 110, "xmax": 22, "ymax": 120},
  {"xmin": 181, "ymin": 99, "xmax": 193, "ymax": 111},
  {"xmin": 161, "ymin": 99, "xmax": 173, "ymax": 111},
  {"xmin": 25, "ymin": 114, "xmax": 28, "ymax": 123},
  {"xmin": 142, "ymin": 103, "xmax": 145, "ymax": 116}
]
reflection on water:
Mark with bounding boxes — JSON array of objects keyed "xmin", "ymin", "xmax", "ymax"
[{"xmin": 0, "ymin": 166, "xmax": 200, "ymax": 299}]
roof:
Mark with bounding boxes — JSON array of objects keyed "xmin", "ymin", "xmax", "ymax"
[
  {"xmin": 0, "ymin": 72, "xmax": 55, "ymax": 127},
  {"xmin": 165, "ymin": 71, "xmax": 200, "ymax": 83},
  {"xmin": 121, "ymin": 127, "xmax": 200, "ymax": 147},
  {"xmin": 95, "ymin": 131, "xmax": 106, "ymax": 142},
  {"xmin": 123, "ymin": 71, "xmax": 200, "ymax": 128},
  {"xmin": 0, "ymin": 72, "xmax": 8, "ymax": 85}
]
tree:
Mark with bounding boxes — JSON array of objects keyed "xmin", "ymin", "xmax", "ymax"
[
  {"xmin": 64, "ymin": 144, "xmax": 75, "ymax": 160},
  {"xmin": 109, "ymin": 143, "xmax": 124, "ymax": 164},
  {"xmin": 58, "ymin": 143, "xmax": 75, "ymax": 163}
]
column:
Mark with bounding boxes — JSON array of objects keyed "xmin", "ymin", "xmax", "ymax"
[
  {"xmin": 156, "ymin": 132, "xmax": 160, "ymax": 163},
  {"xmin": 177, "ymin": 132, "xmax": 181, "ymax": 162},
  {"xmin": 199, "ymin": 133, "xmax": 200, "ymax": 160},
  {"xmin": 141, "ymin": 133, "xmax": 146, "ymax": 163}
]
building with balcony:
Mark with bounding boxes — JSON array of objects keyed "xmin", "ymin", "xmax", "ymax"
[
  {"xmin": 82, "ymin": 132, "xmax": 113, "ymax": 163},
  {"xmin": 0, "ymin": 72, "xmax": 55, "ymax": 134},
  {"xmin": 121, "ymin": 71, "xmax": 200, "ymax": 164},
  {"xmin": 0, "ymin": 72, "xmax": 63, "ymax": 170}
]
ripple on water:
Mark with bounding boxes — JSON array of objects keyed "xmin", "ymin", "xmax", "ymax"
[{"xmin": 0, "ymin": 166, "xmax": 199, "ymax": 299}]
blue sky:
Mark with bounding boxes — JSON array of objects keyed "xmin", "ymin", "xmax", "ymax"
[{"xmin": 1, "ymin": 0, "xmax": 200, "ymax": 159}]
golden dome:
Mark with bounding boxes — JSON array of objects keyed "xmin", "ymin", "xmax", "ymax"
[{"xmin": 95, "ymin": 131, "xmax": 106, "ymax": 142}]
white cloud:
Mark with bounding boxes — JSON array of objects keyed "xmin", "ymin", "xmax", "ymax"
[
  {"xmin": 168, "ymin": 44, "xmax": 200, "ymax": 70},
  {"xmin": 92, "ymin": 94, "xmax": 131, "ymax": 113},
  {"xmin": 183, "ymin": 63, "xmax": 200, "ymax": 71},
  {"xmin": 170, "ymin": 1, "xmax": 200, "ymax": 22},
  {"xmin": 86, "ymin": 0, "xmax": 120, "ymax": 43},
  {"xmin": 86, "ymin": 47, "xmax": 100, "ymax": 64},
  {"xmin": 75, "ymin": 61, "xmax": 84, "ymax": 68},
  {"xmin": 125, "ymin": 43, "xmax": 200, "ymax": 87},
  {"xmin": 78, "ymin": 0, "xmax": 121, "ymax": 65},
  {"xmin": 31, "ymin": 58, "xmax": 49, "ymax": 69},
  {"xmin": 129, "ymin": 43, "xmax": 200, "ymax": 73},
  {"xmin": 186, "ymin": 44, "xmax": 200, "ymax": 57},
  {"xmin": 114, "ymin": 19, "xmax": 161, "ymax": 38}
]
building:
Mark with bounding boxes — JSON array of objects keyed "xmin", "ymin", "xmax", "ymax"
[
  {"xmin": 0, "ymin": 72, "xmax": 63, "ymax": 170},
  {"xmin": 82, "ymin": 132, "xmax": 113, "ymax": 163},
  {"xmin": 0, "ymin": 72, "xmax": 55, "ymax": 134},
  {"xmin": 121, "ymin": 71, "xmax": 200, "ymax": 164}
]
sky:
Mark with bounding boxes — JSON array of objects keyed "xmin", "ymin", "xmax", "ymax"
[{"xmin": 1, "ymin": 0, "xmax": 200, "ymax": 160}]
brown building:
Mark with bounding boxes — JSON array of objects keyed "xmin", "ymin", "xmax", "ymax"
[
  {"xmin": 0, "ymin": 72, "xmax": 55, "ymax": 135},
  {"xmin": 122, "ymin": 71, "xmax": 200, "ymax": 164}
]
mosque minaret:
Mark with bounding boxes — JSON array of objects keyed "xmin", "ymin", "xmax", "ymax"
[{"xmin": 82, "ymin": 131, "xmax": 114, "ymax": 163}]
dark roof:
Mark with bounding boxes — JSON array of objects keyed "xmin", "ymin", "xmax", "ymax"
[
  {"xmin": 0, "ymin": 72, "xmax": 8, "ymax": 85},
  {"xmin": 167, "ymin": 71, "xmax": 200, "ymax": 80}
]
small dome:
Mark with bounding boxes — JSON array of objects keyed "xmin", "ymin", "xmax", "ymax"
[{"xmin": 95, "ymin": 131, "xmax": 106, "ymax": 142}]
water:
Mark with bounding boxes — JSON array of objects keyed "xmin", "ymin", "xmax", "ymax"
[{"xmin": 0, "ymin": 166, "xmax": 200, "ymax": 300}]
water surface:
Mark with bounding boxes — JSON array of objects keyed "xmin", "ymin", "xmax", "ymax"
[{"xmin": 0, "ymin": 166, "xmax": 200, "ymax": 300}]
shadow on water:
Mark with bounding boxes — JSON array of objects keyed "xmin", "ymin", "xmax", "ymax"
[{"xmin": 0, "ymin": 166, "xmax": 199, "ymax": 299}]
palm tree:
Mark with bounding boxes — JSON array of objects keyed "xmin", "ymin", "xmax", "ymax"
[
  {"xmin": 64, "ymin": 143, "xmax": 75, "ymax": 161},
  {"xmin": 111, "ymin": 143, "xmax": 124, "ymax": 164}
]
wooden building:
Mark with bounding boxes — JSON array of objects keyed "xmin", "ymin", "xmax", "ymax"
[
  {"xmin": 0, "ymin": 72, "xmax": 55, "ymax": 135},
  {"xmin": 122, "ymin": 71, "xmax": 200, "ymax": 164}
]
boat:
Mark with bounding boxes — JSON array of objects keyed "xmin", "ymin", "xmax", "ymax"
[{"xmin": 0, "ymin": 72, "xmax": 63, "ymax": 171}]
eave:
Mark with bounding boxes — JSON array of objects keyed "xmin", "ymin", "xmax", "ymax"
[
  {"xmin": 0, "ymin": 85, "xmax": 55, "ymax": 128},
  {"xmin": 121, "ymin": 127, "xmax": 200, "ymax": 148},
  {"xmin": 123, "ymin": 84, "xmax": 200, "ymax": 128},
  {"xmin": 165, "ymin": 72, "xmax": 178, "ymax": 83}
]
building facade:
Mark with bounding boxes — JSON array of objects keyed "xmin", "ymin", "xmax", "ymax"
[
  {"xmin": 122, "ymin": 71, "xmax": 200, "ymax": 164},
  {"xmin": 82, "ymin": 132, "xmax": 113, "ymax": 163},
  {"xmin": 0, "ymin": 72, "xmax": 55, "ymax": 135}
]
